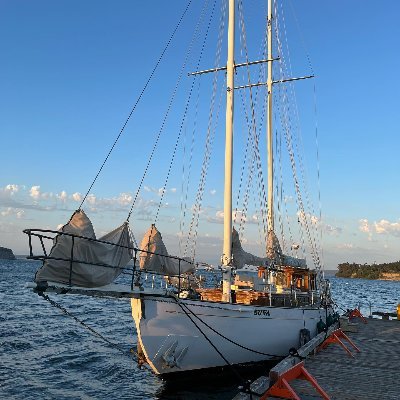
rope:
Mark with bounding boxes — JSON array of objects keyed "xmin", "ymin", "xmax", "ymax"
[
  {"xmin": 126, "ymin": 0, "xmax": 209, "ymax": 221},
  {"xmin": 173, "ymin": 298, "xmax": 245, "ymax": 383},
  {"xmin": 37, "ymin": 291, "xmax": 150, "ymax": 369},
  {"xmin": 184, "ymin": 0, "xmax": 226, "ymax": 260},
  {"xmin": 78, "ymin": 1, "xmax": 193, "ymax": 210},
  {"xmin": 179, "ymin": 300, "xmax": 286, "ymax": 358},
  {"xmin": 275, "ymin": 2, "xmax": 322, "ymax": 270},
  {"xmin": 154, "ymin": 0, "xmax": 218, "ymax": 225},
  {"xmin": 237, "ymin": 0, "xmax": 269, "ymax": 245}
]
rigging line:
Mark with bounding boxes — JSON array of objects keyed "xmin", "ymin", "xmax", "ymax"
[
  {"xmin": 184, "ymin": 0, "xmax": 226, "ymax": 259},
  {"xmin": 284, "ymin": 3, "xmax": 324, "ymax": 268},
  {"xmin": 236, "ymin": 11, "xmax": 268, "ymax": 239},
  {"xmin": 275, "ymin": 4, "xmax": 322, "ymax": 268},
  {"xmin": 274, "ymin": 21, "xmax": 320, "ymax": 269},
  {"xmin": 313, "ymin": 81, "xmax": 325, "ymax": 272},
  {"xmin": 179, "ymin": 77, "xmax": 200, "ymax": 256},
  {"xmin": 179, "ymin": 301, "xmax": 286, "ymax": 358},
  {"xmin": 288, "ymin": 0, "xmax": 315, "ymax": 75},
  {"xmin": 79, "ymin": 1, "xmax": 193, "ymax": 210},
  {"xmin": 173, "ymin": 299, "xmax": 246, "ymax": 384},
  {"xmin": 155, "ymin": 0, "xmax": 218, "ymax": 225},
  {"xmin": 37, "ymin": 292, "xmax": 151, "ymax": 370},
  {"xmin": 190, "ymin": 83, "xmax": 224, "ymax": 262},
  {"xmin": 127, "ymin": 0, "xmax": 209, "ymax": 222},
  {"xmin": 237, "ymin": 0, "xmax": 268, "ymax": 242},
  {"xmin": 184, "ymin": 1, "xmax": 227, "ymax": 262}
]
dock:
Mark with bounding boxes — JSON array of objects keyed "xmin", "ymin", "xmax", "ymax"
[{"xmin": 233, "ymin": 317, "xmax": 399, "ymax": 400}]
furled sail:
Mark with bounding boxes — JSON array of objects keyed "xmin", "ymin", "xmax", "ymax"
[
  {"xmin": 35, "ymin": 210, "xmax": 133, "ymax": 287},
  {"xmin": 232, "ymin": 227, "xmax": 269, "ymax": 268},
  {"xmin": 232, "ymin": 227, "xmax": 306, "ymax": 268},
  {"xmin": 139, "ymin": 225, "xmax": 193, "ymax": 275}
]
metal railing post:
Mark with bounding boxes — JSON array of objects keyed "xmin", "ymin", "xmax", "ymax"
[
  {"xmin": 69, "ymin": 236, "xmax": 75, "ymax": 286},
  {"xmin": 131, "ymin": 249, "xmax": 137, "ymax": 290},
  {"xmin": 178, "ymin": 259, "xmax": 181, "ymax": 296}
]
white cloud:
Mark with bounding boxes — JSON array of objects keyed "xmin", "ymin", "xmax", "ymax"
[
  {"xmin": 207, "ymin": 210, "xmax": 259, "ymax": 225},
  {"xmin": 374, "ymin": 219, "xmax": 400, "ymax": 237},
  {"xmin": 210, "ymin": 189, "xmax": 216, "ymax": 195},
  {"xmin": 72, "ymin": 192, "xmax": 82, "ymax": 202},
  {"xmin": 56, "ymin": 190, "xmax": 68, "ymax": 202},
  {"xmin": 359, "ymin": 218, "xmax": 400, "ymax": 237},
  {"xmin": 118, "ymin": 192, "xmax": 133, "ymax": 206},
  {"xmin": 29, "ymin": 185, "xmax": 41, "ymax": 200},
  {"xmin": 297, "ymin": 211, "xmax": 341, "ymax": 235},
  {"xmin": 359, "ymin": 219, "xmax": 370, "ymax": 233},
  {"xmin": 1, "ymin": 207, "xmax": 25, "ymax": 219},
  {"xmin": 87, "ymin": 194, "xmax": 96, "ymax": 205},
  {"xmin": 5, "ymin": 184, "xmax": 20, "ymax": 194},
  {"xmin": 337, "ymin": 243, "xmax": 354, "ymax": 249},
  {"xmin": 170, "ymin": 188, "xmax": 177, "ymax": 193}
]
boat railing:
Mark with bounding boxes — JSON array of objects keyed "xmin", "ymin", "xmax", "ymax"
[{"xmin": 23, "ymin": 228, "xmax": 194, "ymax": 293}]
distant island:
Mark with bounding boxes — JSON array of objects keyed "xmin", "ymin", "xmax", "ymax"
[
  {"xmin": 0, "ymin": 246, "xmax": 16, "ymax": 260},
  {"xmin": 336, "ymin": 261, "xmax": 400, "ymax": 281}
]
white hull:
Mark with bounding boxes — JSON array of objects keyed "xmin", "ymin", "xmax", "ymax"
[{"xmin": 131, "ymin": 292, "xmax": 328, "ymax": 375}]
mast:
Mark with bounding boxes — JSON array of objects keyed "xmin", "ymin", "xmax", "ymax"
[
  {"xmin": 222, "ymin": 0, "xmax": 235, "ymax": 302},
  {"xmin": 267, "ymin": 0, "xmax": 274, "ymax": 233}
]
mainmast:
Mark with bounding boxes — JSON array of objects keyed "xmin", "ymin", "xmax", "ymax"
[
  {"xmin": 222, "ymin": 0, "xmax": 235, "ymax": 302},
  {"xmin": 267, "ymin": 0, "xmax": 274, "ymax": 233}
]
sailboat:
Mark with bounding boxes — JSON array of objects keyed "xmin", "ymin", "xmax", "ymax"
[{"xmin": 25, "ymin": 0, "xmax": 333, "ymax": 376}]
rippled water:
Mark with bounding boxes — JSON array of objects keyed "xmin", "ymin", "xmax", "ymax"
[{"xmin": 1, "ymin": 260, "xmax": 399, "ymax": 399}]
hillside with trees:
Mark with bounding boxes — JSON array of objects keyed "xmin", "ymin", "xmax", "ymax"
[{"xmin": 336, "ymin": 261, "xmax": 400, "ymax": 280}]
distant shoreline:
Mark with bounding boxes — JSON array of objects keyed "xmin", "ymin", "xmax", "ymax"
[{"xmin": 336, "ymin": 261, "xmax": 400, "ymax": 281}]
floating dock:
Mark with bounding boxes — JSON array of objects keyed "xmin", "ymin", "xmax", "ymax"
[{"xmin": 233, "ymin": 316, "xmax": 399, "ymax": 400}]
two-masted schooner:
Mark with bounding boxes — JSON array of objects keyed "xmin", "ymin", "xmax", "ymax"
[{"xmin": 25, "ymin": 0, "xmax": 333, "ymax": 376}]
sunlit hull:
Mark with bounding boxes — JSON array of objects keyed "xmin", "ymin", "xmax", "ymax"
[{"xmin": 131, "ymin": 293, "xmax": 328, "ymax": 375}]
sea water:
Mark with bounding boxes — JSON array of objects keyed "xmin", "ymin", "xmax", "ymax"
[{"xmin": 1, "ymin": 259, "xmax": 399, "ymax": 399}]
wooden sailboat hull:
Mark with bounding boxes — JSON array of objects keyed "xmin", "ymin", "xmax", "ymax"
[{"xmin": 131, "ymin": 294, "xmax": 329, "ymax": 375}]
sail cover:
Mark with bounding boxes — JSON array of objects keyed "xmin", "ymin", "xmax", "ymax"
[
  {"xmin": 232, "ymin": 227, "xmax": 269, "ymax": 268},
  {"xmin": 35, "ymin": 210, "xmax": 133, "ymax": 287},
  {"xmin": 139, "ymin": 225, "xmax": 193, "ymax": 275},
  {"xmin": 232, "ymin": 227, "xmax": 306, "ymax": 268}
]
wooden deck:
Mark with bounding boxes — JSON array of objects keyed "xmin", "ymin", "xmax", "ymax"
[{"xmin": 233, "ymin": 318, "xmax": 400, "ymax": 400}]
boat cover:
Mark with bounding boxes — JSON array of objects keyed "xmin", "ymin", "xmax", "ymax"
[
  {"xmin": 139, "ymin": 225, "xmax": 193, "ymax": 275},
  {"xmin": 35, "ymin": 210, "xmax": 133, "ymax": 287},
  {"xmin": 232, "ymin": 227, "xmax": 269, "ymax": 268},
  {"xmin": 232, "ymin": 227, "xmax": 306, "ymax": 268}
]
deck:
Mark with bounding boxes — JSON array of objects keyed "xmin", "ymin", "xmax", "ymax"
[{"xmin": 233, "ymin": 317, "xmax": 400, "ymax": 400}]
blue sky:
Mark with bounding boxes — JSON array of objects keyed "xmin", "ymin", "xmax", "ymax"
[{"xmin": 1, "ymin": 1, "xmax": 399, "ymax": 268}]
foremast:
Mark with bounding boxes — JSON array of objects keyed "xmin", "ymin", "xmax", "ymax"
[
  {"xmin": 222, "ymin": 0, "xmax": 277, "ymax": 302},
  {"xmin": 222, "ymin": 0, "xmax": 235, "ymax": 303},
  {"xmin": 266, "ymin": 0, "xmax": 274, "ymax": 234}
]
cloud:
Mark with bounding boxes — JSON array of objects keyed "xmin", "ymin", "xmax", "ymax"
[
  {"xmin": 5, "ymin": 184, "xmax": 20, "ymax": 194},
  {"xmin": 207, "ymin": 210, "xmax": 258, "ymax": 225},
  {"xmin": 56, "ymin": 191, "xmax": 68, "ymax": 202},
  {"xmin": 71, "ymin": 192, "xmax": 82, "ymax": 202},
  {"xmin": 1, "ymin": 207, "xmax": 25, "ymax": 218},
  {"xmin": 170, "ymin": 188, "xmax": 177, "ymax": 193},
  {"xmin": 210, "ymin": 189, "xmax": 216, "ymax": 195},
  {"xmin": 373, "ymin": 219, "xmax": 400, "ymax": 237},
  {"xmin": 359, "ymin": 219, "xmax": 370, "ymax": 233},
  {"xmin": 297, "ymin": 211, "xmax": 342, "ymax": 235},
  {"xmin": 118, "ymin": 192, "xmax": 133, "ymax": 206},
  {"xmin": 337, "ymin": 243, "xmax": 354, "ymax": 249},
  {"xmin": 29, "ymin": 186, "xmax": 41, "ymax": 200},
  {"xmin": 86, "ymin": 194, "xmax": 96, "ymax": 205},
  {"xmin": 359, "ymin": 218, "xmax": 400, "ymax": 237}
]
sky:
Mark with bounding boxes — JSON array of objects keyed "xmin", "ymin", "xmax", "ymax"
[{"xmin": 1, "ymin": 1, "xmax": 399, "ymax": 268}]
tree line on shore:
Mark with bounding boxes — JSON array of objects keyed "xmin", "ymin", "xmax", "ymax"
[{"xmin": 336, "ymin": 261, "xmax": 400, "ymax": 279}]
